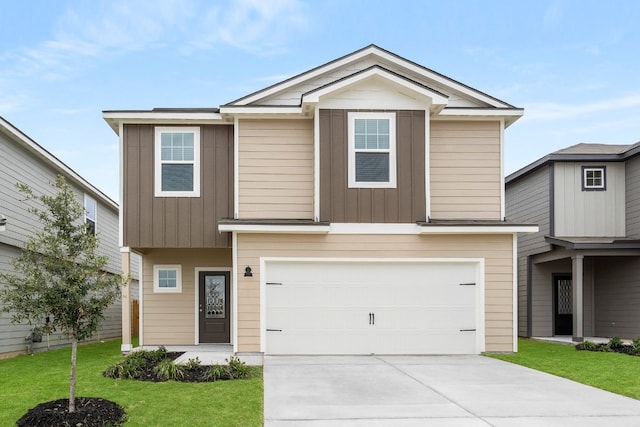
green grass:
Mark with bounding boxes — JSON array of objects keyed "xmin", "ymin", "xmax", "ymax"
[
  {"xmin": 488, "ymin": 338, "xmax": 640, "ymax": 399},
  {"xmin": 0, "ymin": 339, "xmax": 263, "ymax": 426}
]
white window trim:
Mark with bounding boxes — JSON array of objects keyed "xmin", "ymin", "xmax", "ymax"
[
  {"xmin": 153, "ymin": 264, "xmax": 182, "ymax": 293},
  {"xmin": 84, "ymin": 194, "xmax": 97, "ymax": 235},
  {"xmin": 582, "ymin": 166, "xmax": 606, "ymax": 190},
  {"xmin": 348, "ymin": 112, "xmax": 397, "ymax": 188},
  {"xmin": 154, "ymin": 126, "xmax": 201, "ymax": 197}
]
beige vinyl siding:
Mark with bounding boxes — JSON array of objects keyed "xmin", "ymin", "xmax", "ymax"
[
  {"xmin": 238, "ymin": 119, "xmax": 313, "ymax": 219},
  {"xmin": 141, "ymin": 248, "xmax": 231, "ymax": 345},
  {"xmin": 236, "ymin": 233, "xmax": 514, "ymax": 353},
  {"xmin": 430, "ymin": 121, "xmax": 501, "ymax": 220},
  {"xmin": 554, "ymin": 162, "xmax": 626, "ymax": 237}
]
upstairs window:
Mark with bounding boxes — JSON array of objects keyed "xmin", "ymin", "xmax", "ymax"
[
  {"xmin": 582, "ymin": 166, "xmax": 606, "ymax": 191},
  {"xmin": 348, "ymin": 112, "xmax": 396, "ymax": 188},
  {"xmin": 154, "ymin": 127, "xmax": 200, "ymax": 197},
  {"xmin": 84, "ymin": 194, "xmax": 97, "ymax": 235}
]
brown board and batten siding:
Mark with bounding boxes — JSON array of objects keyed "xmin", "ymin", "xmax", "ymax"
[
  {"xmin": 319, "ymin": 109, "xmax": 426, "ymax": 223},
  {"xmin": 236, "ymin": 233, "xmax": 514, "ymax": 353},
  {"xmin": 238, "ymin": 119, "xmax": 314, "ymax": 219},
  {"xmin": 430, "ymin": 121, "xmax": 501, "ymax": 220},
  {"xmin": 122, "ymin": 124, "xmax": 233, "ymax": 248}
]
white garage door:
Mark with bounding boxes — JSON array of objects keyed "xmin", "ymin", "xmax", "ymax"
[{"xmin": 265, "ymin": 260, "xmax": 479, "ymax": 355}]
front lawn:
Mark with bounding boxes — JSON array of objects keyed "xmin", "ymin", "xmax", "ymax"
[
  {"xmin": 488, "ymin": 338, "xmax": 640, "ymax": 400},
  {"xmin": 0, "ymin": 339, "xmax": 263, "ymax": 426}
]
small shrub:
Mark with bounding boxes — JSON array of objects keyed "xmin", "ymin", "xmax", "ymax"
[
  {"xmin": 103, "ymin": 353, "xmax": 147, "ymax": 379},
  {"xmin": 184, "ymin": 357, "xmax": 201, "ymax": 370},
  {"xmin": 147, "ymin": 346, "xmax": 168, "ymax": 363},
  {"xmin": 203, "ymin": 364, "xmax": 229, "ymax": 381},
  {"xmin": 575, "ymin": 340, "xmax": 598, "ymax": 351},
  {"xmin": 227, "ymin": 356, "xmax": 248, "ymax": 379},
  {"xmin": 607, "ymin": 336, "xmax": 625, "ymax": 350},
  {"xmin": 632, "ymin": 338, "xmax": 640, "ymax": 355},
  {"xmin": 154, "ymin": 358, "xmax": 184, "ymax": 381}
]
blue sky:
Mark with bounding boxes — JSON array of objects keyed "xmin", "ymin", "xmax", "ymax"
[{"xmin": 1, "ymin": 0, "xmax": 639, "ymax": 201}]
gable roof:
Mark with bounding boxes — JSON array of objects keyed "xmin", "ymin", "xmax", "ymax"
[
  {"xmin": 104, "ymin": 44, "xmax": 524, "ymax": 131},
  {"xmin": 225, "ymin": 44, "xmax": 516, "ymax": 108},
  {"xmin": 0, "ymin": 116, "xmax": 117, "ymax": 210},
  {"xmin": 506, "ymin": 141, "xmax": 640, "ymax": 184}
]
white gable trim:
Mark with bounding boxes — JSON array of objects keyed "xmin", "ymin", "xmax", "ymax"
[
  {"xmin": 229, "ymin": 45, "xmax": 514, "ymax": 109},
  {"xmin": 302, "ymin": 66, "xmax": 449, "ymax": 108}
]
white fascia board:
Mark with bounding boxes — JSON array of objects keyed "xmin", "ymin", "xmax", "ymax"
[
  {"xmin": 434, "ymin": 109, "xmax": 524, "ymax": 128},
  {"xmin": 102, "ymin": 111, "xmax": 226, "ymax": 133},
  {"xmin": 218, "ymin": 223, "xmax": 330, "ymax": 234},
  {"xmin": 437, "ymin": 108, "xmax": 524, "ymax": 118},
  {"xmin": 218, "ymin": 106, "xmax": 303, "ymax": 115},
  {"xmin": 302, "ymin": 67, "xmax": 448, "ymax": 106},
  {"xmin": 419, "ymin": 225, "xmax": 539, "ymax": 234},
  {"xmin": 0, "ymin": 117, "xmax": 118, "ymax": 210}
]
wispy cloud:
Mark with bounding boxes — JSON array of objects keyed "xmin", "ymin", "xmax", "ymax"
[
  {"xmin": 188, "ymin": 0, "xmax": 308, "ymax": 55},
  {"xmin": 525, "ymin": 94, "xmax": 640, "ymax": 121},
  {"xmin": 0, "ymin": 0, "xmax": 309, "ymax": 83}
]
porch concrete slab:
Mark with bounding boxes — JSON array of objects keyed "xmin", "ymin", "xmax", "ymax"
[
  {"xmin": 175, "ymin": 351, "xmax": 262, "ymax": 366},
  {"xmin": 264, "ymin": 355, "xmax": 640, "ymax": 426}
]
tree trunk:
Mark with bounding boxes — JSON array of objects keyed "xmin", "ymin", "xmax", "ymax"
[{"xmin": 69, "ymin": 337, "xmax": 77, "ymax": 413}]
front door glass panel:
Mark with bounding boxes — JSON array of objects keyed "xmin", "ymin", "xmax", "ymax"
[{"xmin": 205, "ymin": 275, "xmax": 225, "ymax": 319}]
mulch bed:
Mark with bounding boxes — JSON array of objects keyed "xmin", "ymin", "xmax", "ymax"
[
  {"xmin": 16, "ymin": 397, "xmax": 126, "ymax": 427},
  {"xmin": 575, "ymin": 340, "xmax": 638, "ymax": 356}
]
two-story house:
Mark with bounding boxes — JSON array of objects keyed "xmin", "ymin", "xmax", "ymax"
[
  {"xmin": 506, "ymin": 143, "xmax": 640, "ymax": 342},
  {"xmin": 0, "ymin": 117, "xmax": 140, "ymax": 357},
  {"xmin": 104, "ymin": 45, "xmax": 535, "ymax": 356}
]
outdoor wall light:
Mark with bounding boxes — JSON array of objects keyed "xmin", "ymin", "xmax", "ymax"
[{"xmin": 244, "ymin": 266, "xmax": 253, "ymax": 277}]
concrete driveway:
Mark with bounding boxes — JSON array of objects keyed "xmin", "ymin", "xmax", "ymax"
[{"xmin": 264, "ymin": 355, "xmax": 640, "ymax": 426}]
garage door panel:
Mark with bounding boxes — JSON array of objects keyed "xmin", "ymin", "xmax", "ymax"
[{"xmin": 265, "ymin": 261, "xmax": 479, "ymax": 355}]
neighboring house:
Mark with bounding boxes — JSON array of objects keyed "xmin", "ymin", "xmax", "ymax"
[
  {"xmin": 0, "ymin": 117, "xmax": 139, "ymax": 358},
  {"xmin": 506, "ymin": 143, "xmax": 640, "ymax": 342},
  {"xmin": 104, "ymin": 44, "xmax": 536, "ymax": 356}
]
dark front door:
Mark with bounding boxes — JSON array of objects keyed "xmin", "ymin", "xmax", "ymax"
[
  {"xmin": 199, "ymin": 271, "xmax": 230, "ymax": 343},
  {"xmin": 554, "ymin": 275, "xmax": 573, "ymax": 335}
]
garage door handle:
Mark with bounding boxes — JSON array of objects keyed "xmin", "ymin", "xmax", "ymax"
[
  {"xmin": 369, "ymin": 312, "xmax": 375, "ymax": 325},
  {"xmin": 266, "ymin": 329, "xmax": 282, "ymax": 332},
  {"xmin": 459, "ymin": 329, "xmax": 476, "ymax": 332}
]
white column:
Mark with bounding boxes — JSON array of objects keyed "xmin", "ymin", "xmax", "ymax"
[
  {"xmin": 121, "ymin": 250, "xmax": 132, "ymax": 352},
  {"xmin": 572, "ymin": 254, "xmax": 584, "ymax": 342}
]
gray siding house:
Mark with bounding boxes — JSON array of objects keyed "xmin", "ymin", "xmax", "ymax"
[
  {"xmin": 0, "ymin": 117, "xmax": 139, "ymax": 358},
  {"xmin": 506, "ymin": 143, "xmax": 640, "ymax": 341}
]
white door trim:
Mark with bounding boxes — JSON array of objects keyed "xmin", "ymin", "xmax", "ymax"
[{"xmin": 194, "ymin": 267, "xmax": 233, "ymax": 345}]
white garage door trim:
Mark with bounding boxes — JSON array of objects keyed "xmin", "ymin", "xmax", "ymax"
[{"xmin": 260, "ymin": 257, "xmax": 485, "ymax": 354}]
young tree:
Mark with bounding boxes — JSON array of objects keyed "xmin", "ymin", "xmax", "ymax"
[{"xmin": 0, "ymin": 175, "xmax": 123, "ymax": 413}]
